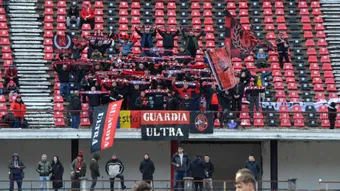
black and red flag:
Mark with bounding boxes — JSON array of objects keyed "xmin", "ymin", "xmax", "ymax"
[
  {"xmin": 91, "ymin": 100, "xmax": 123, "ymax": 153},
  {"xmin": 225, "ymin": 10, "xmax": 259, "ymax": 59}
]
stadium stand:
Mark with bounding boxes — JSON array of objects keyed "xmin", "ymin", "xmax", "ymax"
[{"xmin": 0, "ymin": 0, "xmax": 338, "ymax": 128}]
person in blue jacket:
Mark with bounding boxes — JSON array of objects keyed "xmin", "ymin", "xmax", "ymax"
[
  {"xmin": 8, "ymin": 153, "xmax": 25, "ymax": 191},
  {"xmin": 118, "ymin": 38, "xmax": 135, "ymax": 57}
]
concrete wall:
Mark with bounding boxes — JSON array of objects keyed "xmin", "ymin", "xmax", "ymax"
[{"xmin": 262, "ymin": 141, "xmax": 340, "ymax": 190}]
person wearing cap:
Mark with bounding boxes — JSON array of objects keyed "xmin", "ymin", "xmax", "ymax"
[
  {"xmin": 67, "ymin": 3, "xmax": 80, "ymax": 28},
  {"xmin": 105, "ymin": 153, "xmax": 126, "ymax": 190},
  {"xmin": 4, "ymin": 64, "xmax": 19, "ymax": 88},
  {"xmin": 8, "ymin": 153, "xmax": 25, "ymax": 191},
  {"xmin": 36, "ymin": 154, "xmax": 52, "ymax": 191},
  {"xmin": 157, "ymin": 27, "xmax": 180, "ymax": 56},
  {"xmin": 80, "ymin": 3, "xmax": 95, "ymax": 29},
  {"xmin": 90, "ymin": 153, "xmax": 101, "ymax": 191},
  {"xmin": 70, "ymin": 151, "xmax": 87, "ymax": 190},
  {"xmin": 10, "ymin": 95, "xmax": 26, "ymax": 128}
]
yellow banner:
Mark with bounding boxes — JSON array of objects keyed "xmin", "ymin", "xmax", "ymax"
[{"xmin": 119, "ymin": 110, "xmax": 131, "ymax": 128}]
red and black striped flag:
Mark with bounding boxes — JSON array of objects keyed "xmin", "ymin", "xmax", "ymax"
[{"xmin": 225, "ymin": 10, "xmax": 259, "ymax": 59}]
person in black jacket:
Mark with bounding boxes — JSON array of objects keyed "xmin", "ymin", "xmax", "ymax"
[
  {"xmin": 177, "ymin": 46, "xmax": 192, "ymax": 64},
  {"xmin": 90, "ymin": 153, "xmax": 100, "ymax": 191},
  {"xmin": 166, "ymin": 91, "xmax": 180, "ymax": 110},
  {"xmin": 328, "ymin": 102, "xmax": 337, "ymax": 129},
  {"xmin": 188, "ymin": 156, "xmax": 205, "ymax": 191},
  {"xmin": 135, "ymin": 91, "xmax": 149, "ymax": 110},
  {"xmin": 54, "ymin": 64, "xmax": 71, "ymax": 100},
  {"xmin": 172, "ymin": 146, "xmax": 190, "ymax": 190},
  {"xmin": 245, "ymin": 155, "xmax": 261, "ymax": 187},
  {"xmin": 203, "ymin": 155, "xmax": 214, "ymax": 191},
  {"xmin": 86, "ymin": 86, "xmax": 102, "ymax": 124},
  {"xmin": 51, "ymin": 156, "xmax": 64, "ymax": 191},
  {"xmin": 68, "ymin": 90, "xmax": 82, "ymax": 129},
  {"xmin": 128, "ymin": 85, "xmax": 142, "ymax": 110},
  {"xmin": 157, "ymin": 27, "xmax": 180, "ymax": 56},
  {"xmin": 240, "ymin": 65, "xmax": 251, "ymax": 87},
  {"xmin": 180, "ymin": 93, "xmax": 201, "ymax": 111},
  {"xmin": 230, "ymin": 82, "xmax": 245, "ymax": 118},
  {"xmin": 245, "ymin": 84, "xmax": 265, "ymax": 119},
  {"xmin": 139, "ymin": 153, "xmax": 155, "ymax": 184},
  {"xmin": 66, "ymin": 3, "xmax": 80, "ymax": 28},
  {"xmin": 276, "ymin": 32, "xmax": 290, "ymax": 68},
  {"xmin": 72, "ymin": 44, "xmax": 86, "ymax": 61},
  {"xmin": 71, "ymin": 65, "xmax": 85, "ymax": 90},
  {"xmin": 9, "ymin": 153, "xmax": 25, "ymax": 191},
  {"xmin": 103, "ymin": 82, "xmax": 123, "ymax": 102}
]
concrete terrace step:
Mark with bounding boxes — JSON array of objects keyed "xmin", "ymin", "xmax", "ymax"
[
  {"xmin": 12, "ymin": 51, "xmax": 44, "ymax": 56},
  {"xmin": 9, "ymin": 6, "xmax": 36, "ymax": 10},
  {"xmin": 22, "ymin": 97, "xmax": 52, "ymax": 102},
  {"xmin": 14, "ymin": 49, "xmax": 42, "ymax": 52},
  {"xmin": 15, "ymin": 59, "xmax": 47, "ymax": 63},
  {"xmin": 19, "ymin": 81, "xmax": 51, "ymax": 85},
  {"xmin": 10, "ymin": 22, "xmax": 42, "ymax": 25},
  {"xmin": 18, "ymin": 70, "xmax": 47, "ymax": 74},
  {"xmin": 15, "ymin": 56, "xmax": 44, "ymax": 59},
  {"xmin": 19, "ymin": 78, "xmax": 48, "ymax": 81},
  {"xmin": 20, "ymin": 93, "xmax": 50, "ymax": 96},
  {"xmin": 11, "ymin": 37, "xmax": 43, "ymax": 41},
  {"xmin": 19, "ymin": 89, "xmax": 51, "ymax": 93},
  {"xmin": 7, "ymin": 3, "xmax": 35, "ymax": 6},
  {"xmin": 13, "ymin": 41, "xmax": 41, "ymax": 44},
  {"xmin": 11, "ymin": 25, "xmax": 40, "ymax": 29},
  {"xmin": 12, "ymin": 33, "xmax": 40, "ymax": 36},
  {"xmin": 17, "ymin": 67, "xmax": 49, "ymax": 71},
  {"xmin": 11, "ymin": 44, "xmax": 44, "ymax": 48},
  {"xmin": 10, "ymin": 0, "xmax": 38, "ymax": 3},
  {"xmin": 10, "ymin": 10, "xmax": 36, "ymax": 14},
  {"xmin": 15, "ymin": 64, "xmax": 46, "ymax": 67},
  {"xmin": 26, "ymin": 106, "xmax": 53, "ymax": 110},
  {"xmin": 18, "ymin": 74, "xmax": 50, "ymax": 78},
  {"xmin": 10, "ymin": 29, "xmax": 42, "ymax": 33},
  {"xmin": 8, "ymin": 14, "xmax": 39, "ymax": 18},
  {"xmin": 10, "ymin": 18, "xmax": 37, "ymax": 21}
]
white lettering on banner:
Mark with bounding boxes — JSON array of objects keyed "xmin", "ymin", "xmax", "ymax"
[
  {"xmin": 146, "ymin": 127, "xmax": 184, "ymax": 137},
  {"xmin": 91, "ymin": 112, "xmax": 104, "ymax": 146},
  {"xmin": 104, "ymin": 103, "xmax": 117, "ymax": 148},
  {"xmin": 143, "ymin": 112, "xmax": 188, "ymax": 122}
]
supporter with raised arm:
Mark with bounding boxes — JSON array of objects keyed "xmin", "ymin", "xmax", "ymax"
[
  {"xmin": 135, "ymin": 26, "xmax": 156, "ymax": 55},
  {"xmin": 180, "ymin": 27, "xmax": 206, "ymax": 58},
  {"xmin": 71, "ymin": 43, "xmax": 87, "ymax": 61},
  {"xmin": 66, "ymin": 3, "xmax": 80, "ymax": 28},
  {"xmin": 80, "ymin": 3, "xmax": 95, "ymax": 29},
  {"xmin": 157, "ymin": 27, "xmax": 180, "ymax": 56},
  {"xmin": 256, "ymin": 49, "xmax": 268, "ymax": 68},
  {"xmin": 4, "ymin": 64, "xmax": 19, "ymax": 88},
  {"xmin": 118, "ymin": 38, "xmax": 136, "ymax": 57},
  {"xmin": 54, "ymin": 64, "xmax": 71, "ymax": 101}
]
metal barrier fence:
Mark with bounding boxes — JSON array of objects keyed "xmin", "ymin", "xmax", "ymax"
[
  {"xmin": 2, "ymin": 109, "xmax": 334, "ymax": 128},
  {"xmin": 0, "ymin": 179, "xmax": 295, "ymax": 191}
]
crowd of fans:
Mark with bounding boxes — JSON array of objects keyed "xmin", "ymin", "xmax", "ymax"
[{"xmin": 48, "ymin": 2, "xmax": 296, "ymax": 129}]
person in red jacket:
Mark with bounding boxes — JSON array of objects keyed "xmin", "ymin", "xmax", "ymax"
[
  {"xmin": 4, "ymin": 64, "xmax": 19, "ymax": 88},
  {"xmin": 10, "ymin": 95, "xmax": 26, "ymax": 128},
  {"xmin": 80, "ymin": 4, "xmax": 94, "ymax": 29}
]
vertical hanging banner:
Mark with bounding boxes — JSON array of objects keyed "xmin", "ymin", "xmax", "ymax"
[
  {"xmin": 91, "ymin": 100, "xmax": 123, "ymax": 153},
  {"xmin": 205, "ymin": 48, "xmax": 238, "ymax": 91},
  {"xmin": 189, "ymin": 112, "xmax": 214, "ymax": 134}
]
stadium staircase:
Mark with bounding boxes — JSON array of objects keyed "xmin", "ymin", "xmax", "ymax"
[
  {"xmin": 321, "ymin": 0, "xmax": 340, "ymax": 92},
  {"xmin": 7, "ymin": 0, "xmax": 54, "ymax": 128}
]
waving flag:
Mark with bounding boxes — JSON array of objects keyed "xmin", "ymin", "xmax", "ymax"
[
  {"xmin": 225, "ymin": 10, "xmax": 259, "ymax": 59},
  {"xmin": 205, "ymin": 47, "xmax": 238, "ymax": 90}
]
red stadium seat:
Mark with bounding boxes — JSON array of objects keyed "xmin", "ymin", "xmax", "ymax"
[
  {"xmin": 203, "ymin": 2, "xmax": 212, "ymax": 9},
  {"xmin": 276, "ymin": 90, "xmax": 285, "ymax": 98},
  {"xmin": 80, "ymin": 118, "xmax": 91, "ymax": 126},
  {"xmin": 44, "ymin": 15, "xmax": 53, "ymax": 23},
  {"xmin": 310, "ymin": 63, "xmax": 320, "ymax": 71},
  {"xmin": 57, "ymin": 1, "xmax": 66, "ymax": 7},
  {"xmin": 131, "ymin": 10, "xmax": 140, "ymax": 16},
  {"xmin": 264, "ymin": 17, "xmax": 273, "ymax": 24},
  {"xmin": 54, "ymin": 111, "xmax": 64, "ymax": 118},
  {"xmin": 191, "ymin": 2, "xmax": 200, "ymax": 9},
  {"xmin": 54, "ymin": 96, "xmax": 64, "ymax": 103},
  {"xmin": 0, "ymin": 15, "xmax": 6, "ymax": 22},
  {"xmin": 303, "ymin": 24, "xmax": 312, "ymax": 31},
  {"xmin": 284, "ymin": 70, "xmax": 295, "ymax": 77},
  {"xmin": 275, "ymin": 9, "xmax": 284, "ymax": 16},
  {"xmin": 316, "ymin": 31, "xmax": 326, "ymax": 38},
  {"xmin": 94, "ymin": 1, "xmax": 103, "ymax": 8},
  {"xmin": 95, "ymin": 9, "xmax": 103, "ymax": 16},
  {"xmin": 275, "ymin": 2, "xmax": 284, "ymax": 8},
  {"xmin": 321, "ymin": 55, "xmax": 331, "ymax": 63},
  {"xmin": 82, "ymin": 103, "xmax": 89, "ymax": 111},
  {"xmin": 55, "ymin": 118, "xmax": 66, "ymax": 127},
  {"xmin": 311, "ymin": 1, "xmax": 320, "ymax": 8},
  {"xmin": 45, "ymin": 0, "xmax": 54, "ymax": 7},
  {"xmin": 57, "ymin": 8, "xmax": 66, "ymax": 15},
  {"xmin": 43, "ymin": 39, "xmax": 53, "ymax": 46},
  {"xmin": 168, "ymin": 2, "xmax": 176, "ymax": 9},
  {"xmin": 155, "ymin": 10, "xmax": 164, "ymax": 17},
  {"xmin": 312, "ymin": 9, "xmax": 321, "ymax": 16},
  {"xmin": 319, "ymin": 48, "xmax": 329, "ymax": 55},
  {"xmin": 44, "ymin": 46, "xmax": 53, "ymax": 53},
  {"xmin": 276, "ymin": 16, "xmax": 286, "ymax": 23},
  {"xmin": 265, "ymin": 24, "xmax": 275, "ymax": 31},
  {"xmin": 240, "ymin": 17, "xmax": 250, "ymax": 24},
  {"xmin": 300, "ymin": 9, "xmax": 309, "ymax": 15},
  {"xmin": 119, "ymin": 1, "xmax": 129, "ymax": 9},
  {"xmin": 289, "ymin": 91, "xmax": 299, "ymax": 98},
  {"xmin": 239, "ymin": 9, "xmax": 249, "ymax": 16},
  {"xmin": 312, "ymin": 78, "xmax": 322, "ymax": 85},
  {"xmin": 54, "ymin": 103, "xmax": 64, "ymax": 111},
  {"xmin": 327, "ymin": 84, "xmax": 337, "ymax": 92},
  {"xmin": 323, "ymin": 64, "xmax": 333, "ymax": 71},
  {"xmin": 325, "ymin": 78, "xmax": 335, "ymax": 85},
  {"xmin": 94, "ymin": 24, "xmax": 103, "ymax": 31},
  {"xmin": 288, "ymin": 83, "xmax": 298, "ymax": 90},
  {"xmin": 313, "ymin": 84, "xmax": 324, "ymax": 91},
  {"xmin": 191, "ymin": 10, "xmax": 200, "ymax": 17},
  {"xmin": 192, "ymin": 18, "xmax": 201, "ymax": 25},
  {"xmin": 263, "ymin": 2, "xmax": 271, "ymax": 9},
  {"xmin": 253, "ymin": 119, "xmax": 264, "ymax": 127},
  {"xmin": 307, "ymin": 48, "xmax": 317, "ymax": 56},
  {"xmin": 321, "ymin": 120, "xmax": 330, "ymax": 128},
  {"xmin": 266, "ymin": 32, "xmax": 276, "ymax": 40},
  {"xmin": 227, "ymin": 2, "xmax": 236, "ymax": 9},
  {"xmin": 304, "ymin": 31, "xmax": 314, "ymax": 39},
  {"xmin": 305, "ymin": 39, "xmax": 315, "ymax": 47},
  {"xmin": 315, "ymin": 24, "xmax": 325, "ymax": 31},
  {"xmin": 298, "ymin": 2, "xmax": 308, "ymax": 8},
  {"xmin": 56, "ymin": 23, "xmax": 66, "ymax": 30},
  {"xmin": 301, "ymin": 16, "xmax": 311, "ymax": 23},
  {"xmin": 318, "ymin": 39, "xmax": 328, "ymax": 47},
  {"xmin": 274, "ymin": 82, "xmax": 284, "ymax": 90},
  {"xmin": 1, "ymin": 46, "xmax": 10, "ymax": 53},
  {"xmin": 241, "ymin": 119, "xmax": 251, "ymax": 127},
  {"xmin": 82, "ymin": 24, "xmax": 91, "ymax": 31},
  {"xmin": 44, "ymin": 8, "xmax": 53, "ymax": 15},
  {"xmin": 311, "ymin": 71, "xmax": 321, "ymax": 78},
  {"xmin": 119, "ymin": 17, "xmax": 128, "ymax": 24},
  {"xmin": 119, "ymin": 10, "xmax": 128, "ymax": 16},
  {"xmin": 281, "ymin": 119, "xmax": 291, "ymax": 127},
  {"xmin": 167, "ymin": 10, "xmax": 176, "ymax": 17},
  {"xmin": 240, "ymin": 112, "xmax": 250, "ymax": 119},
  {"xmin": 44, "ymin": 53, "xmax": 53, "ymax": 60},
  {"xmin": 315, "ymin": 92, "xmax": 325, "ymax": 101},
  {"xmin": 272, "ymin": 70, "xmax": 282, "ymax": 77},
  {"xmin": 0, "ymin": 38, "xmax": 9, "ymax": 45},
  {"xmin": 314, "ymin": 16, "xmax": 323, "ymax": 23},
  {"xmin": 119, "ymin": 24, "xmax": 128, "ymax": 31},
  {"xmin": 294, "ymin": 119, "xmax": 305, "ymax": 127},
  {"xmin": 57, "ymin": 16, "xmax": 66, "ymax": 23},
  {"xmin": 308, "ymin": 56, "xmax": 318, "ymax": 63},
  {"xmin": 131, "ymin": 17, "xmax": 140, "ymax": 24},
  {"xmin": 204, "ymin": 25, "xmax": 214, "ymax": 32}
]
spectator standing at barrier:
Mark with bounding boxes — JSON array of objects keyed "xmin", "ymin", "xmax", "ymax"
[
  {"xmin": 90, "ymin": 153, "xmax": 101, "ymax": 191},
  {"xmin": 68, "ymin": 90, "xmax": 82, "ymax": 129},
  {"xmin": 180, "ymin": 27, "xmax": 206, "ymax": 58},
  {"xmin": 10, "ymin": 95, "xmax": 26, "ymax": 128},
  {"xmin": 172, "ymin": 146, "xmax": 190, "ymax": 190},
  {"xmin": 235, "ymin": 169, "xmax": 256, "ymax": 191},
  {"xmin": 245, "ymin": 82, "xmax": 265, "ymax": 119},
  {"xmin": 157, "ymin": 27, "xmax": 180, "ymax": 56},
  {"xmin": 139, "ymin": 153, "xmax": 155, "ymax": 185},
  {"xmin": 106, "ymin": 153, "xmax": 127, "ymax": 191},
  {"xmin": 188, "ymin": 155, "xmax": 205, "ymax": 191},
  {"xmin": 70, "ymin": 151, "xmax": 87, "ymax": 190},
  {"xmin": 245, "ymin": 154, "xmax": 261, "ymax": 190},
  {"xmin": 203, "ymin": 84, "xmax": 220, "ymax": 111},
  {"xmin": 4, "ymin": 64, "xmax": 19, "ymax": 88},
  {"xmin": 230, "ymin": 81, "xmax": 245, "ymax": 117},
  {"xmin": 276, "ymin": 32, "xmax": 290, "ymax": 68},
  {"xmin": 72, "ymin": 65, "xmax": 86, "ymax": 90},
  {"xmin": 240, "ymin": 65, "xmax": 252, "ymax": 87},
  {"xmin": 166, "ymin": 91, "xmax": 180, "ymax": 110},
  {"xmin": 135, "ymin": 91, "xmax": 149, "ymax": 110},
  {"xmin": 8, "ymin": 153, "xmax": 25, "ymax": 191},
  {"xmin": 80, "ymin": 3, "xmax": 95, "ymax": 29},
  {"xmin": 328, "ymin": 102, "xmax": 337, "ymax": 129},
  {"xmin": 54, "ymin": 64, "xmax": 71, "ymax": 101},
  {"xmin": 180, "ymin": 93, "xmax": 201, "ymax": 111},
  {"xmin": 36, "ymin": 154, "xmax": 52, "ymax": 191},
  {"xmin": 51, "ymin": 156, "xmax": 64, "ymax": 191},
  {"xmin": 204, "ymin": 155, "xmax": 214, "ymax": 191},
  {"xmin": 66, "ymin": 3, "xmax": 80, "ymax": 28}
]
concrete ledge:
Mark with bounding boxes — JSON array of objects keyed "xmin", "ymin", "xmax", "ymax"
[{"xmin": 1, "ymin": 128, "xmax": 340, "ymax": 140}]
